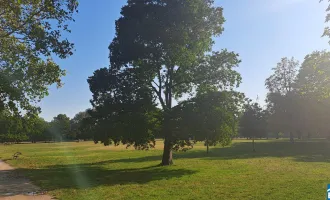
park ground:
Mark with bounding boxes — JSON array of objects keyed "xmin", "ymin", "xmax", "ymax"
[{"xmin": 0, "ymin": 139, "xmax": 330, "ymax": 200}]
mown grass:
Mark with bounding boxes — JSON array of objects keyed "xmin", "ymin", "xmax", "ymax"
[{"xmin": 1, "ymin": 139, "xmax": 330, "ymax": 200}]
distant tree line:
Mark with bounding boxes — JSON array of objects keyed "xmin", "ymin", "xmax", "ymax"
[
  {"xmin": 238, "ymin": 51, "xmax": 330, "ymax": 144},
  {"xmin": 0, "ymin": 110, "xmax": 92, "ymax": 143},
  {"xmin": 265, "ymin": 51, "xmax": 330, "ymax": 143}
]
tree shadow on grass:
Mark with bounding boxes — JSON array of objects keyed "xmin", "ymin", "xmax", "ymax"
[
  {"xmin": 97, "ymin": 140, "xmax": 330, "ymax": 164},
  {"xmin": 15, "ymin": 164, "xmax": 196, "ymax": 192},
  {"xmin": 204, "ymin": 140, "xmax": 330, "ymax": 163}
]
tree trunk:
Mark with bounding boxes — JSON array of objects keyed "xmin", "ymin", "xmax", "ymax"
[
  {"xmin": 162, "ymin": 135, "xmax": 173, "ymax": 165},
  {"xmin": 207, "ymin": 143, "xmax": 209, "ymax": 154},
  {"xmin": 161, "ymin": 113, "xmax": 173, "ymax": 166},
  {"xmin": 206, "ymin": 141, "xmax": 209, "ymax": 154},
  {"xmin": 206, "ymin": 134, "xmax": 209, "ymax": 154},
  {"xmin": 289, "ymin": 132, "xmax": 294, "ymax": 144},
  {"xmin": 161, "ymin": 66, "xmax": 174, "ymax": 166},
  {"xmin": 252, "ymin": 136, "xmax": 256, "ymax": 152}
]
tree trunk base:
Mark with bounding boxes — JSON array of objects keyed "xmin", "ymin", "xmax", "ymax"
[
  {"xmin": 206, "ymin": 142, "xmax": 209, "ymax": 154},
  {"xmin": 161, "ymin": 138, "xmax": 173, "ymax": 166},
  {"xmin": 161, "ymin": 160, "xmax": 173, "ymax": 166}
]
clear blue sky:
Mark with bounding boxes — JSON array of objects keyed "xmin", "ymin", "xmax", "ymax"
[{"xmin": 39, "ymin": 0, "xmax": 329, "ymax": 121}]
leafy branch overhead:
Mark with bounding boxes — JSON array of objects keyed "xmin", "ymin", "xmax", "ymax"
[{"xmin": 0, "ymin": 0, "xmax": 78, "ymax": 114}]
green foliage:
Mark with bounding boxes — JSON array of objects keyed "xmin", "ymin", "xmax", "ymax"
[
  {"xmin": 88, "ymin": 67, "xmax": 159, "ymax": 149},
  {"xmin": 49, "ymin": 114, "xmax": 71, "ymax": 141},
  {"xmin": 296, "ymin": 51, "xmax": 330, "ymax": 99},
  {"xmin": 0, "ymin": 0, "xmax": 78, "ymax": 114},
  {"xmin": 265, "ymin": 57, "xmax": 299, "ymax": 137},
  {"xmin": 294, "ymin": 51, "xmax": 330, "ymax": 137},
  {"xmin": 321, "ymin": 0, "xmax": 330, "ymax": 42},
  {"xmin": 240, "ymin": 100, "xmax": 268, "ymax": 139},
  {"xmin": 78, "ymin": 110, "xmax": 97, "ymax": 141},
  {"xmin": 70, "ymin": 110, "xmax": 90, "ymax": 140},
  {"xmin": 0, "ymin": 109, "xmax": 55, "ymax": 143},
  {"xmin": 171, "ymin": 91, "xmax": 243, "ymax": 152},
  {"xmin": 0, "ymin": 110, "xmax": 28, "ymax": 143},
  {"xmin": 26, "ymin": 115, "xmax": 50, "ymax": 142},
  {"xmin": 110, "ymin": 0, "xmax": 224, "ymax": 69}
]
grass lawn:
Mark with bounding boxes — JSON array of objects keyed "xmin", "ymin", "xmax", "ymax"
[{"xmin": 1, "ymin": 139, "xmax": 330, "ymax": 200}]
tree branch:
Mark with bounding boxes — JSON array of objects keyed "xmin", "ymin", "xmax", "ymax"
[
  {"xmin": 168, "ymin": 65, "xmax": 174, "ymax": 109},
  {"xmin": 165, "ymin": 68, "xmax": 169, "ymax": 106},
  {"xmin": 152, "ymin": 80, "xmax": 159, "ymax": 88},
  {"xmin": 173, "ymin": 98, "xmax": 195, "ymax": 109},
  {"xmin": 172, "ymin": 76, "xmax": 206, "ymax": 88},
  {"xmin": 150, "ymin": 84, "xmax": 165, "ymax": 110},
  {"xmin": 157, "ymin": 69, "xmax": 162, "ymax": 91}
]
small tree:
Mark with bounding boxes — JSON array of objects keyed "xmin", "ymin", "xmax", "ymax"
[
  {"xmin": 240, "ymin": 100, "xmax": 267, "ymax": 152},
  {"xmin": 172, "ymin": 90, "xmax": 243, "ymax": 153},
  {"xmin": 49, "ymin": 114, "xmax": 71, "ymax": 141}
]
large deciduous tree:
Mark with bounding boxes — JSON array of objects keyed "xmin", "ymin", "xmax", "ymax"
[
  {"xmin": 0, "ymin": 0, "xmax": 78, "ymax": 114},
  {"xmin": 88, "ymin": 0, "xmax": 241, "ymax": 165},
  {"xmin": 265, "ymin": 57, "xmax": 299, "ymax": 143},
  {"xmin": 295, "ymin": 51, "xmax": 330, "ymax": 138}
]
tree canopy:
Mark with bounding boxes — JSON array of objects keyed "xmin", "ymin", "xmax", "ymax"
[
  {"xmin": 171, "ymin": 90, "xmax": 243, "ymax": 153},
  {"xmin": 49, "ymin": 114, "xmax": 71, "ymax": 141},
  {"xmin": 240, "ymin": 101, "xmax": 268, "ymax": 140},
  {"xmin": 265, "ymin": 57, "xmax": 299, "ymax": 143},
  {"xmin": 70, "ymin": 110, "xmax": 90, "ymax": 140}
]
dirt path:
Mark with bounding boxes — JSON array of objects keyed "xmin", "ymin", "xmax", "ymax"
[{"xmin": 0, "ymin": 160, "xmax": 53, "ymax": 200}]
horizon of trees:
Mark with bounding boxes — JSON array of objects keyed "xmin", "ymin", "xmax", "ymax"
[{"xmin": 0, "ymin": 110, "xmax": 92, "ymax": 143}]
